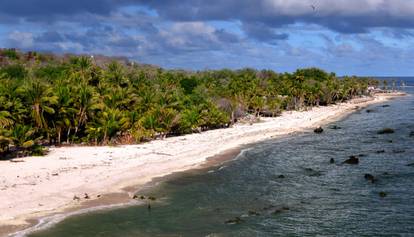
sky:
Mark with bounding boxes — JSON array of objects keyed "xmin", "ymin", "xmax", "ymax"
[{"xmin": 1, "ymin": 0, "xmax": 414, "ymax": 76}]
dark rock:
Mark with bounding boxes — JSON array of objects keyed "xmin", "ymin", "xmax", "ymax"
[
  {"xmin": 392, "ymin": 149, "xmax": 405, "ymax": 153},
  {"xmin": 51, "ymin": 173, "xmax": 59, "ymax": 176},
  {"xmin": 272, "ymin": 207, "xmax": 290, "ymax": 215},
  {"xmin": 310, "ymin": 171, "xmax": 323, "ymax": 177},
  {"xmin": 303, "ymin": 167, "xmax": 323, "ymax": 176},
  {"xmin": 364, "ymin": 174, "xmax": 376, "ymax": 183},
  {"xmin": 410, "ymin": 131, "xmax": 414, "ymax": 137},
  {"xmin": 97, "ymin": 194, "xmax": 101, "ymax": 198},
  {"xmin": 329, "ymin": 125, "xmax": 342, "ymax": 130},
  {"xmin": 388, "ymin": 140, "xmax": 393, "ymax": 143},
  {"xmin": 364, "ymin": 173, "xmax": 374, "ymax": 180},
  {"xmin": 225, "ymin": 217, "xmax": 244, "ymax": 225},
  {"xmin": 343, "ymin": 156, "xmax": 359, "ymax": 164},
  {"xmin": 133, "ymin": 195, "xmax": 146, "ymax": 200},
  {"xmin": 314, "ymin": 127, "xmax": 324, "ymax": 134},
  {"xmin": 330, "ymin": 158, "xmax": 335, "ymax": 164},
  {"xmin": 366, "ymin": 109, "xmax": 375, "ymax": 113},
  {"xmin": 73, "ymin": 195, "xmax": 80, "ymax": 201},
  {"xmin": 148, "ymin": 196, "xmax": 156, "ymax": 201},
  {"xmin": 407, "ymin": 163, "xmax": 414, "ymax": 167},
  {"xmin": 383, "ymin": 172, "xmax": 390, "ymax": 175},
  {"xmin": 379, "ymin": 191, "xmax": 387, "ymax": 198},
  {"xmin": 381, "ymin": 104, "xmax": 390, "ymax": 108},
  {"xmin": 377, "ymin": 128, "xmax": 395, "ymax": 134},
  {"xmin": 248, "ymin": 210, "xmax": 260, "ymax": 216},
  {"xmin": 84, "ymin": 193, "xmax": 90, "ymax": 199},
  {"xmin": 358, "ymin": 154, "xmax": 367, "ymax": 157},
  {"xmin": 376, "ymin": 150, "xmax": 385, "ymax": 154},
  {"xmin": 277, "ymin": 175, "xmax": 286, "ymax": 179}
]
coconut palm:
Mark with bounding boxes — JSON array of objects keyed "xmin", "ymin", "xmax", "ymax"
[{"xmin": 20, "ymin": 79, "xmax": 58, "ymax": 133}]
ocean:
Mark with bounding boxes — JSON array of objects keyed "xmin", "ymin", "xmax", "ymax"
[{"xmin": 27, "ymin": 77, "xmax": 414, "ymax": 237}]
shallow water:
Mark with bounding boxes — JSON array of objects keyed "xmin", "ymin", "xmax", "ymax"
[{"xmin": 29, "ymin": 84, "xmax": 414, "ymax": 237}]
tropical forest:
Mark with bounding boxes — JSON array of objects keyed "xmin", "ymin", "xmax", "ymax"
[{"xmin": 0, "ymin": 49, "xmax": 377, "ymax": 158}]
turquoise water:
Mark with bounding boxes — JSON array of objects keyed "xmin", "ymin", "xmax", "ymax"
[{"xmin": 29, "ymin": 85, "xmax": 414, "ymax": 236}]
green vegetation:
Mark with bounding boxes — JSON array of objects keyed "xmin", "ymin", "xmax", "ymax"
[{"xmin": 0, "ymin": 49, "xmax": 377, "ymax": 159}]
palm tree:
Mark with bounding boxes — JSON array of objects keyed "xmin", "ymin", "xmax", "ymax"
[
  {"xmin": 73, "ymin": 83, "xmax": 102, "ymax": 141},
  {"xmin": 10, "ymin": 124, "xmax": 42, "ymax": 157},
  {"xmin": 20, "ymin": 79, "xmax": 58, "ymax": 139},
  {"xmin": 178, "ymin": 107, "xmax": 201, "ymax": 134},
  {"xmin": 54, "ymin": 83, "xmax": 77, "ymax": 144},
  {"xmin": 93, "ymin": 108, "xmax": 124, "ymax": 144}
]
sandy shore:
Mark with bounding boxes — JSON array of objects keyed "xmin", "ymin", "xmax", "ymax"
[{"xmin": 0, "ymin": 92, "xmax": 405, "ymax": 236}]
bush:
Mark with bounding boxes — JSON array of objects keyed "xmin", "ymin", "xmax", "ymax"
[{"xmin": 1, "ymin": 49, "xmax": 19, "ymax": 60}]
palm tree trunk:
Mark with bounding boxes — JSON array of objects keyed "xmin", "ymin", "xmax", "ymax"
[{"xmin": 67, "ymin": 128, "xmax": 71, "ymax": 143}]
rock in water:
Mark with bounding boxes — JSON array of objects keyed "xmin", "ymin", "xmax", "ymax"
[
  {"xmin": 377, "ymin": 128, "xmax": 395, "ymax": 134},
  {"xmin": 314, "ymin": 127, "xmax": 324, "ymax": 134},
  {"xmin": 364, "ymin": 173, "xmax": 376, "ymax": 183},
  {"xmin": 329, "ymin": 125, "xmax": 341, "ymax": 130},
  {"xmin": 330, "ymin": 158, "xmax": 335, "ymax": 164},
  {"xmin": 379, "ymin": 191, "xmax": 387, "ymax": 198},
  {"xmin": 343, "ymin": 156, "xmax": 359, "ymax": 164},
  {"xmin": 225, "ymin": 217, "xmax": 244, "ymax": 225},
  {"xmin": 248, "ymin": 210, "xmax": 260, "ymax": 216}
]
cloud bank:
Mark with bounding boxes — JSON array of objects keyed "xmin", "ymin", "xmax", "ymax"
[{"xmin": 0, "ymin": 0, "xmax": 413, "ymax": 75}]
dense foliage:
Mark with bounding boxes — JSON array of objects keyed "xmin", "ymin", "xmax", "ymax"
[{"xmin": 0, "ymin": 49, "xmax": 377, "ymax": 158}]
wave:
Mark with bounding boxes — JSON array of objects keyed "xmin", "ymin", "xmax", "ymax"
[{"xmin": 10, "ymin": 201, "xmax": 141, "ymax": 237}]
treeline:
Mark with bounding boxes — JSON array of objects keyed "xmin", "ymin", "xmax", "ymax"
[{"xmin": 0, "ymin": 49, "xmax": 378, "ymax": 158}]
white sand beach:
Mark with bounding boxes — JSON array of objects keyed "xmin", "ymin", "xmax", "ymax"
[{"xmin": 0, "ymin": 93, "xmax": 404, "ymax": 236}]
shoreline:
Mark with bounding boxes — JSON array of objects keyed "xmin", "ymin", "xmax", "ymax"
[{"xmin": 0, "ymin": 92, "xmax": 405, "ymax": 237}]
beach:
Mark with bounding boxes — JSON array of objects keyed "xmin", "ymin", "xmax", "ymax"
[{"xmin": 0, "ymin": 93, "xmax": 404, "ymax": 236}]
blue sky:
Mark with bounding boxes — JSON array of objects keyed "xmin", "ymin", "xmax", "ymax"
[{"xmin": 1, "ymin": 0, "xmax": 414, "ymax": 76}]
